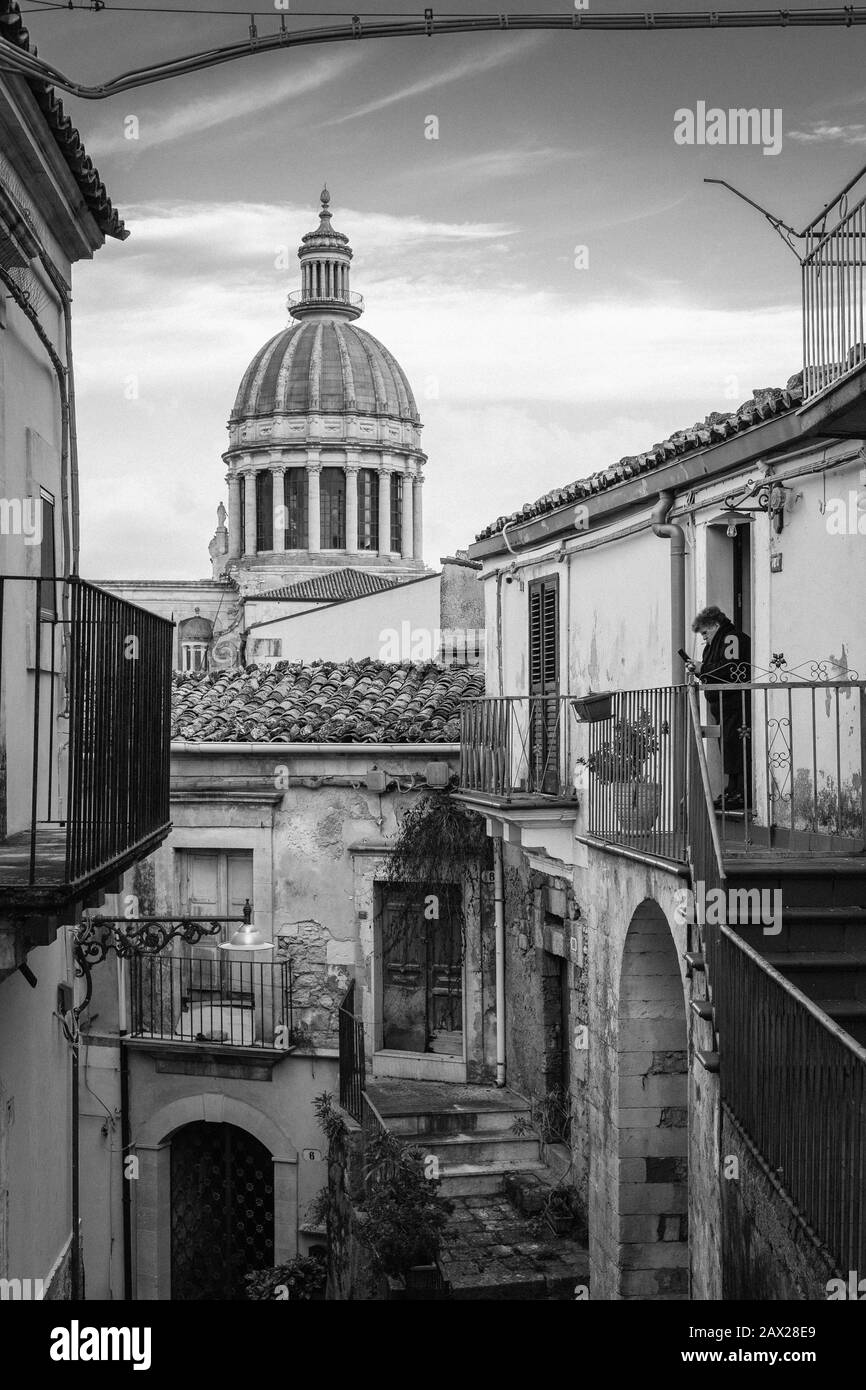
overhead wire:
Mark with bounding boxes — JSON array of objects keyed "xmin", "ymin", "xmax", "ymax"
[{"xmin": 3, "ymin": 8, "xmax": 866, "ymax": 100}]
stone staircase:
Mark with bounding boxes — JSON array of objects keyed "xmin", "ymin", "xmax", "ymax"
[
  {"xmin": 725, "ymin": 857, "xmax": 866, "ymax": 1046},
  {"xmin": 365, "ymin": 1080, "xmax": 548, "ymax": 1196}
]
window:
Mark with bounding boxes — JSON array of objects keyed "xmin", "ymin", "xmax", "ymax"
[
  {"xmin": 320, "ymin": 467, "xmax": 346, "ymax": 549},
  {"xmin": 390, "ymin": 473, "xmax": 403, "ymax": 554},
  {"xmin": 176, "ymin": 849, "xmax": 253, "ymax": 943},
  {"xmin": 255, "ymin": 470, "xmax": 273, "ymax": 553},
  {"xmin": 284, "ymin": 468, "xmax": 307, "ymax": 549},
  {"xmin": 358, "ymin": 469, "xmax": 379, "ymax": 550},
  {"xmin": 181, "ymin": 642, "xmax": 208, "ymax": 672},
  {"xmin": 250, "ymin": 638, "xmax": 282, "ymax": 659},
  {"xmin": 39, "ymin": 491, "xmax": 56, "ymax": 617}
]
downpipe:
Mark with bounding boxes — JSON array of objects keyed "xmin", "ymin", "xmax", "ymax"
[
  {"xmin": 493, "ymin": 836, "xmax": 506, "ymax": 1087},
  {"xmin": 651, "ymin": 490, "xmax": 687, "ymax": 685}
]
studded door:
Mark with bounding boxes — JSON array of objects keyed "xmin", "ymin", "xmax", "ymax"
[{"xmin": 170, "ymin": 1122, "xmax": 275, "ymax": 1300}]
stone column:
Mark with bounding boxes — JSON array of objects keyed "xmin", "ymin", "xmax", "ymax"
[
  {"xmin": 412, "ymin": 469, "xmax": 424, "ymax": 563},
  {"xmin": 378, "ymin": 463, "xmax": 392, "ymax": 556},
  {"xmin": 243, "ymin": 471, "xmax": 257, "ymax": 556},
  {"xmin": 401, "ymin": 467, "xmax": 414, "ymax": 560},
  {"xmin": 271, "ymin": 465, "xmax": 286, "ymax": 553},
  {"xmin": 307, "ymin": 461, "xmax": 321, "ymax": 552},
  {"xmin": 344, "ymin": 463, "xmax": 359, "ymax": 553},
  {"xmin": 226, "ymin": 473, "xmax": 242, "ymax": 559}
]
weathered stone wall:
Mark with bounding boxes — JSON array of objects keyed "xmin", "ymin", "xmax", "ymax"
[
  {"xmin": 721, "ymin": 1110, "xmax": 838, "ymax": 1300},
  {"xmin": 576, "ymin": 846, "xmax": 722, "ymax": 1301},
  {"xmin": 325, "ymin": 1113, "xmax": 385, "ymax": 1302},
  {"xmin": 501, "ymin": 844, "xmax": 590, "ymax": 1220}
]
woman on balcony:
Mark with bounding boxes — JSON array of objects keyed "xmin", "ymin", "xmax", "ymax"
[{"xmin": 688, "ymin": 605, "xmax": 751, "ymax": 812}]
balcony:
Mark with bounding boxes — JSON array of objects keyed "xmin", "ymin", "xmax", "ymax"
[
  {"xmin": 130, "ymin": 952, "xmax": 295, "ymax": 1055},
  {"xmin": 580, "ymin": 679, "xmax": 865, "ymax": 861},
  {"xmin": 0, "ymin": 576, "xmax": 173, "ymax": 922},
  {"xmin": 458, "ymin": 696, "xmax": 579, "ymax": 806},
  {"xmin": 800, "ymin": 185, "xmax": 866, "ymax": 435}
]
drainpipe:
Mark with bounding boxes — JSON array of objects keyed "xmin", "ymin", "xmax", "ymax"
[
  {"xmin": 117, "ymin": 954, "xmax": 132, "ymax": 1300},
  {"xmin": 493, "ymin": 836, "xmax": 506, "ymax": 1087},
  {"xmin": 651, "ymin": 491, "xmax": 687, "ymax": 684}
]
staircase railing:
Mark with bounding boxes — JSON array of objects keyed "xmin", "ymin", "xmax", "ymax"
[
  {"xmin": 338, "ymin": 980, "xmax": 366, "ymax": 1122},
  {"xmin": 686, "ymin": 684, "xmax": 727, "ymax": 1004},
  {"xmin": 687, "ymin": 684, "xmax": 866, "ymax": 1276}
]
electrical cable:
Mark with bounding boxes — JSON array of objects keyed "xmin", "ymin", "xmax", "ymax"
[{"xmin": 3, "ymin": 9, "xmax": 866, "ymax": 101}]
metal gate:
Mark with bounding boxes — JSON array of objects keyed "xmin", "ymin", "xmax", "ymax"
[{"xmin": 170, "ymin": 1122, "xmax": 274, "ymax": 1300}]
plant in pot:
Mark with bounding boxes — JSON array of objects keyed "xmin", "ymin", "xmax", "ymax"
[
  {"xmin": 576, "ymin": 711, "xmax": 663, "ymax": 833},
  {"xmin": 543, "ymin": 1186, "xmax": 581, "ymax": 1237},
  {"xmin": 361, "ymin": 1129, "xmax": 453, "ymax": 1295}
]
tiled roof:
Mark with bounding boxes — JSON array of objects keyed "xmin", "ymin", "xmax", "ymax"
[
  {"xmin": 172, "ymin": 659, "xmax": 484, "ymax": 743},
  {"xmin": 475, "ymin": 376, "xmax": 804, "ymax": 541},
  {"xmin": 0, "ymin": 0, "xmax": 126, "ymax": 241},
  {"xmin": 254, "ymin": 568, "xmax": 403, "ymax": 603}
]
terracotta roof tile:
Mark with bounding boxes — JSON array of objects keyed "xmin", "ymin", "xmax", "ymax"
[
  {"xmin": 475, "ymin": 375, "xmax": 804, "ymax": 541},
  {"xmin": 172, "ymin": 658, "xmax": 484, "ymax": 743},
  {"xmin": 255, "ymin": 568, "xmax": 402, "ymax": 603}
]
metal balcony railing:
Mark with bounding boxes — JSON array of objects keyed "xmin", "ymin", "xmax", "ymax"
[
  {"xmin": 130, "ymin": 952, "xmax": 294, "ymax": 1052},
  {"xmin": 287, "ymin": 290, "xmax": 365, "ymax": 313},
  {"xmin": 458, "ymin": 695, "xmax": 578, "ymax": 802},
  {"xmin": 574, "ymin": 679, "xmax": 865, "ymax": 856},
  {"xmin": 803, "ymin": 194, "xmax": 866, "ymax": 401},
  {"xmin": 0, "ymin": 575, "xmax": 173, "ymax": 904}
]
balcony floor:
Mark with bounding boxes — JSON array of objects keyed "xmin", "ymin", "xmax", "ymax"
[{"xmin": 0, "ymin": 822, "xmax": 172, "ymax": 912}]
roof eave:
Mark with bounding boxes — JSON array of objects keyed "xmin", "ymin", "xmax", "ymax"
[{"xmin": 469, "ymin": 404, "xmax": 817, "ymax": 561}]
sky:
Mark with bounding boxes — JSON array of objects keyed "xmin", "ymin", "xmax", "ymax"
[{"xmin": 18, "ymin": 0, "xmax": 866, "ymax": 578}]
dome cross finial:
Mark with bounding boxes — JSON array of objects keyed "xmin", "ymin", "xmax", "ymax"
[{"xmin": 320, "ymin": 184, "xmax": 330, "ymax": 208}]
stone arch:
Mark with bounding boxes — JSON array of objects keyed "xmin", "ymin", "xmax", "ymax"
[
  {"xmin": 135, "ymin": 1091, "xmax": 297, "ymax": 1162},
  {"xmin": 617, "ymin": 898, "xmax": 688, "ymax": 1300},
  {"xmin": 132, "ymin": 1093, "xmax": 298, "ymax": 1298}
]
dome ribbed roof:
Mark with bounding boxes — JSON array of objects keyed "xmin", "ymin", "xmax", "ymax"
[{"xmin": 231, "ymin": 321, "xmax": 419, "ymax": 425}]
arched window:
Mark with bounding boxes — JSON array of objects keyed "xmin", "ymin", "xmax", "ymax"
[
  {"xmin": 255, "ymin": 471, "xmax": 273, "ymax": 553},
  {"xmin": 358, "ymin": 469, "xmax": 379, "ymax": 550},
  {"xmin": 283, "ymin": 468, "xmax": 308, "ymax": 549},
  {"xmin": 320, "ymin": 468, "xmax": 346, "ymax": 549},
  {"xmin": 390, "ymin": 473, "xmax": 403, "ymax": 554},
  {"xmin": 178, "ymin": 615, "xmax": 214, "ymax": 673}
]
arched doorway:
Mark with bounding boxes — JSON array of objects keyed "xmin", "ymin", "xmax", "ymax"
[
  {"xmin": 170, "ymin": 1122, "xmax": 275, "ymax": 1300},
  {"xmin": 617, "ymin": 900, "xmax": 688, "ymax": 1299}
]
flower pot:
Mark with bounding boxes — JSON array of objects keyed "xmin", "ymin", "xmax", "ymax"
[
  {"xmin": 544, "ymin": 1209, "xmax": 574, "ymax": 1236},
  {"xmin": 612, "ymin": 781, "xmax": 662, "ymax": 833},
  {"xmin": 570, "ymin": 692, "xmax": 613, "ymax": 723}
]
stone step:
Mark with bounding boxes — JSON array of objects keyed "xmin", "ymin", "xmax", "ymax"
[
  {"xmin": 410, "ymin": 1129, "xmax": 541, "ymax": 1168},
  {"xmin": 762, "ymin": 952, "xmax": 866, "ymax": 998},
  {"xmin": 385, "ymin": 1105, "xmax": 531, "ymax": 1138},
  {"xmin": 438, "ymin": 1160, "xmax": 549, "ymax": 1198},
  {"xmin": 734, "ymin": 908, "xmax": 866, "ymax": 952},
  {"xmin": 723, "ymin": 859, "xmax": 866, "ymax": 910}
]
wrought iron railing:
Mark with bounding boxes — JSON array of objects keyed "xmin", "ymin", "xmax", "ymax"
[
  {"xmin": 338, "ymin": 980, "xmax": 366, "ymax": 1122},
  {"xmin": 582, "ymin": 685, "xmax": 688, "ymax": 861},
  {"xmin": 685, "ymin": 685, "xmax": 727, "ymax": 995},
  {"xmin": 287, "ymin": 289, "xmax": 365, "ymax": 312},
  {"xmin": 130, "ymin": 951, "xmax": 294, "ymax": 1051},
  {"xmin": 459, "ymin": 695, "xmax": 578, "ymax": 800},
  {"xmin": 575, "ymin": 678, "xmax": 864, "ymax": 856},
  {"xmin": 0, "ymin": 574, "xmax": 173, "ymax": 892},
  {"xmin": 715, "ymin": 927, "xmax": 866, "ymax": 1278},
  {"xmin": 803, "ymin": 194, "xmax": 866, "ymax": 400}
]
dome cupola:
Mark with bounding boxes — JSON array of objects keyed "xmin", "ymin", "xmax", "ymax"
[{"xmin": 287, "ymin": 186, "xmax": 363, "ymax": 323}]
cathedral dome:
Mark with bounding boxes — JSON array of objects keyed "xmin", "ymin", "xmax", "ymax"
[{"xmin": 231, "ymin": 321, "xmax": 420, "ymax": 426}]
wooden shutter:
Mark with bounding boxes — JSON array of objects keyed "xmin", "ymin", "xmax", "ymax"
[{"xmin": 528, "ymin": 576, "xmax": 560, "ymax": 793}]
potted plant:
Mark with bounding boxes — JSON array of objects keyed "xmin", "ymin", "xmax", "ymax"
[
  {"xmin": 576, "ymin": 711, "xmax": 662, "ymax": 833},
  {"xmin": 543, "ymin": 1186, "xmax": 580, "ymax": 1236},
  {"xmin": 570, "ymin": 690, "xmax": 613, "ymax": 723}
]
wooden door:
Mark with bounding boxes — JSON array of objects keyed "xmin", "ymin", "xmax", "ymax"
[{"xmin": 381, "ymin": 888, "xmax": 463, "ymax": 1055}]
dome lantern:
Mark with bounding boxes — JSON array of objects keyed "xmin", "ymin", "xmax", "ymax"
[{"xmin": 287, "ymin": 187, "xmax": 364, "ymax": 323}]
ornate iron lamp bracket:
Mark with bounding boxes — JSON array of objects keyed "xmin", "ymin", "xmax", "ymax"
[{"xmin": 723, "ymin": 476, "xmax": 790, "ymax": 533}]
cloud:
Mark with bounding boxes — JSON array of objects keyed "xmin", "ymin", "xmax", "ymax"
[
  {"xmin": 419, "ymin": 145, "xmax": 589, "ymax": 183},
  {"xmin": 322, "ymin": 35, "xmax": 544, "ymax": 126},
  {"xmin": 84, "ymin": 51, "xmax": 361, "ymax": 156},
  {"xmin": 788, "ymin": 121, "xmax": 866, "ymax": 147},
  {"xmin": 71, "ymin": 198, "xmax": 802, "ymax": 580}
]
